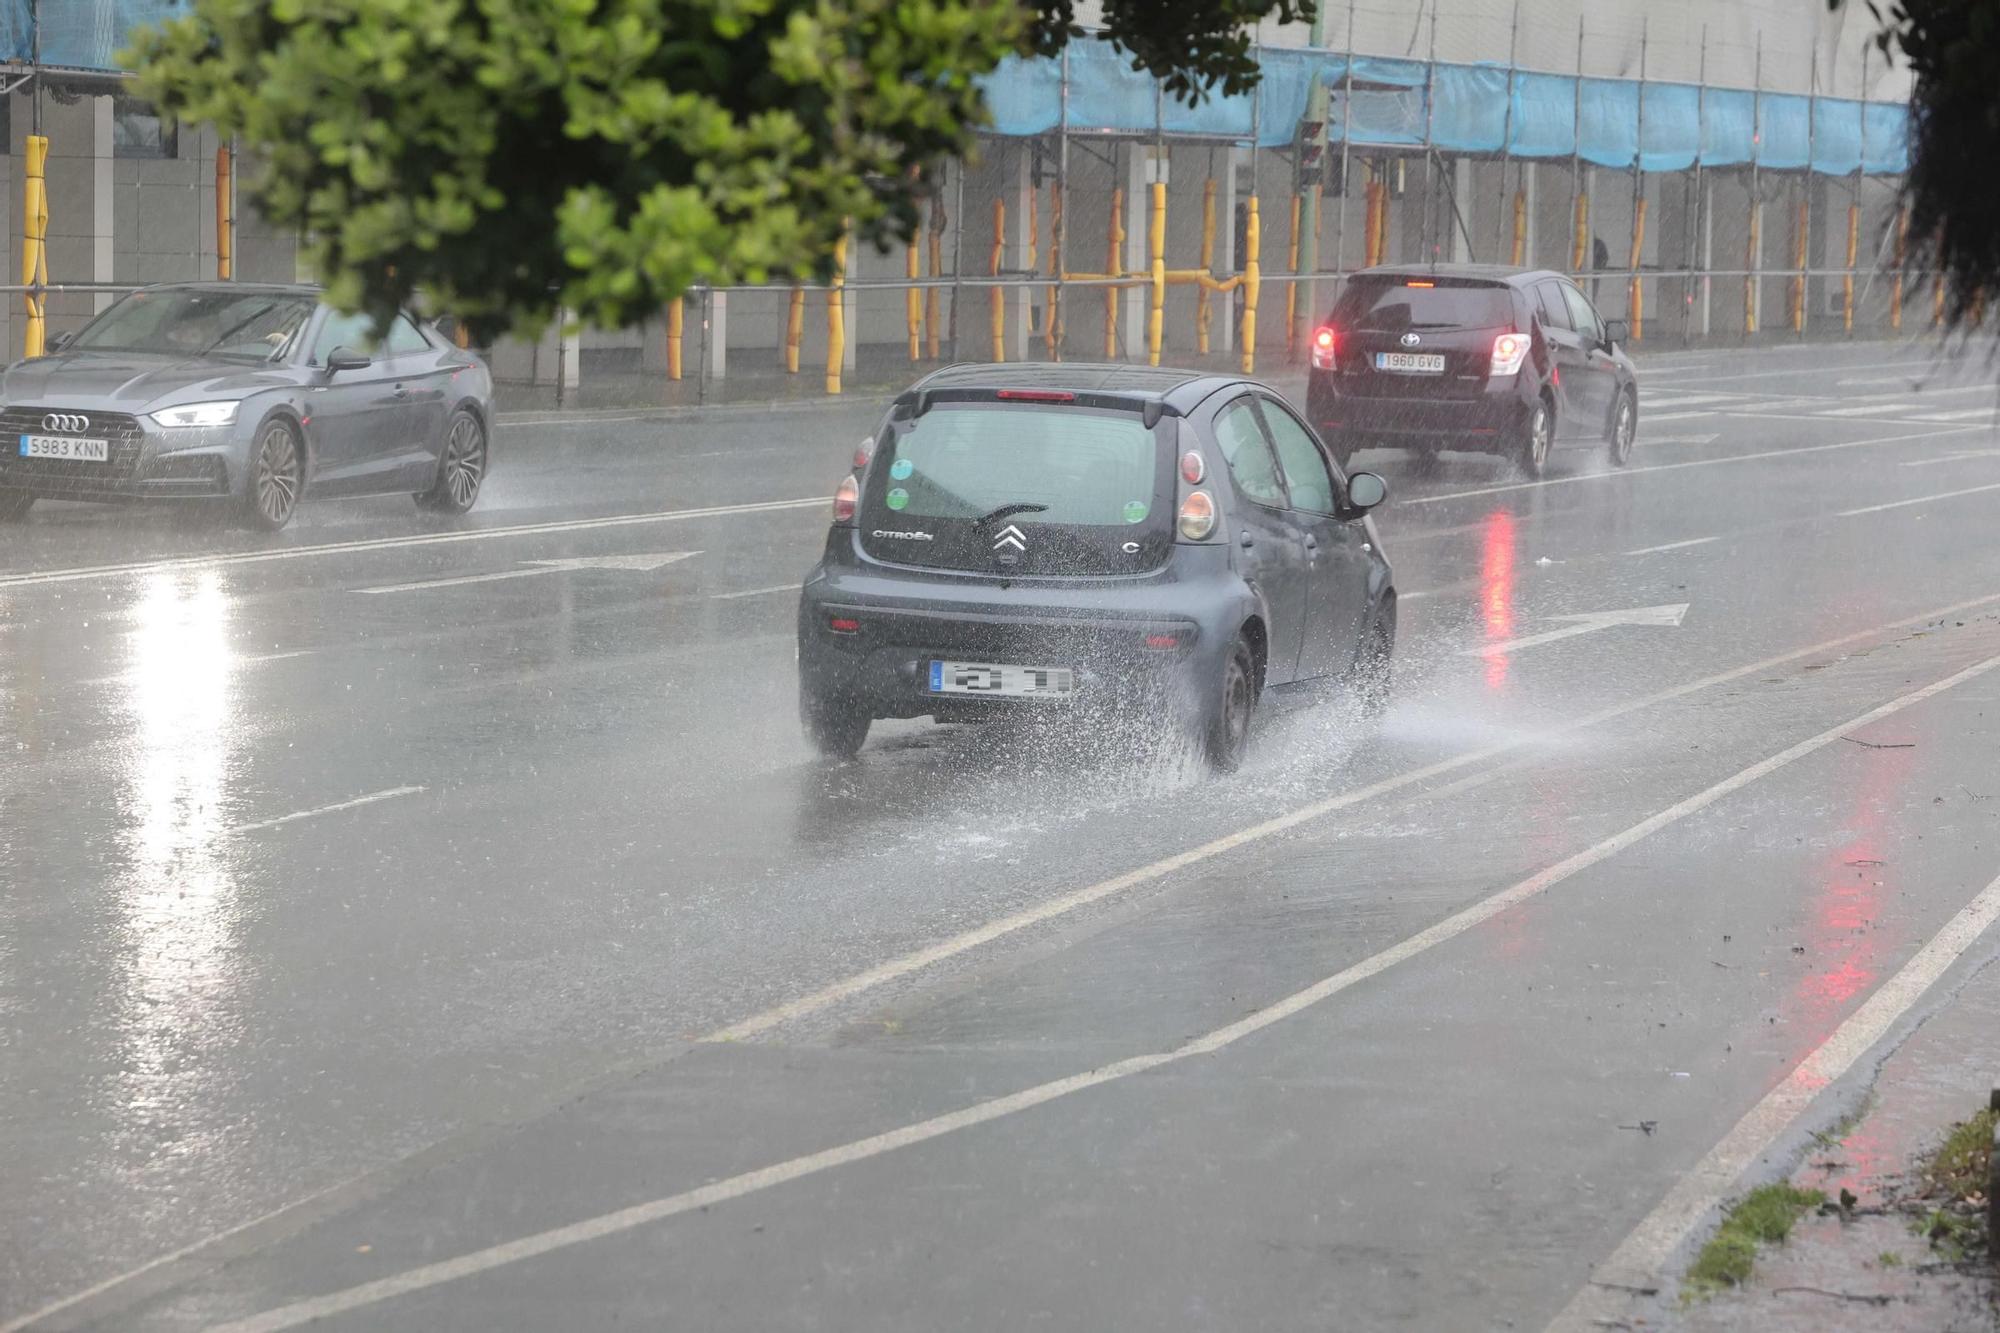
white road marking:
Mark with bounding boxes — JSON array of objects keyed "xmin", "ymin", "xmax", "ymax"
[
  {"xmin": 1836, "ymin": 481, "xmax": 2000, "ymax": 517},
  {"xmin": 228, "ymin": 786, "xmax": 425, "ymax": 836},
  {"xmin": 1725, "ymin": 397, "xmax": 1844, "ymax": 413},
  {"xmin": 1624, "ymin": 536, "xmax": 1719, "ymax": 556},
  {"xmin": 207, "ymin": 654, "xmax": 2000, "ymax": 1333},
  {"xmin": 357, "ymin": 552, "xmax": 699, "ymax": 595},
  {"xmin": 710, "ymin": 583, "xmax": 800, "ymax": 601},
  {"xmin": 1912, "ymin": 406, "xmax": 2000, "ymax": 422},
  {"xmin": 1640, "ymin": 393, "xmax": 1746, "ymax": 409},
  {"xmin": 0, "ymin": 498, "xmax": 823, "ymax": 590},
  {"xmin": 1548, "ymin": 864, "xmax": 2000, "ymax": 1332},
  {"xmin": 1901, "ymin": 448, "xmax": 2000, "ymax": 468},
  {"xmin": 1400, "ymin": 425, "xmax": 1979, "ymax": 507},
  {"xmin": 23, "ymin": 587, "xmax": 2000, "ymax": 1333},
  {"xmin": 1819, "ymin": 401, "xmax": 1926, "ymax": 416},
  {"xmin": 1634, "ymin": 434, "xmax": 1721, "ymax": 448},
  {"xmin": 1634, "ymin": 410, "xmax": 1717, "ymax": 423},
  {"xmin": 1462, "ymin": 603, "xmax": 1689, "ymax": 657}
]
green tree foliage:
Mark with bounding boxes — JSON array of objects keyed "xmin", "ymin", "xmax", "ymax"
[
  {"xmin": 1851, "ymin": 0, "xmax": 1998, "ymax": 326},
  {"xmin": 126, "ymin": 0, "xmax": 1307, "ymax": 339}
]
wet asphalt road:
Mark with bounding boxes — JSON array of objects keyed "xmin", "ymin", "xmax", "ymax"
[{"xmin": 5, "ymin": 339, "xmax": 2000, "ymax": 1331}]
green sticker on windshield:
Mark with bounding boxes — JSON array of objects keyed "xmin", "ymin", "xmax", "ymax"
[
  {"xmin": 885, "ymin": 487, "xmax": 910, "ymax": 511},
  {"xmin": 888, "ymin": 458, "xmax": 914, "ymax": 480},
  {"xmin": 1122, "ymin": 500, "xmax": 1149, "ymax": 524}
]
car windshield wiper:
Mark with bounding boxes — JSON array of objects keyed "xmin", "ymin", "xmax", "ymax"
[{"xmin": 973, "ymin": 502, "xmax": 1049, "ymax": 526}]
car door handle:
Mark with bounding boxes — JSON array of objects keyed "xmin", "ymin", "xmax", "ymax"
[
  {"xmin": 391, "ymin": 384, "xmax": 410, "ymax": 398},
  {"xmin": 1303, "ymin": 534, "xmax": 1319, "ymax": 552},
  {"xmin": 1240, "ymin": 531, "xmax": 1255, "ymax": 549}
]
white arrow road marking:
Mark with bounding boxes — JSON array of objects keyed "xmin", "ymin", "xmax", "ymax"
[
  {"xmin": 357, "ymin": 551, "xmax": 700, "ymax": 595},
  {"xmin": 1463, "ymin": 603, "xmax": 1689, "ymax": 657}
]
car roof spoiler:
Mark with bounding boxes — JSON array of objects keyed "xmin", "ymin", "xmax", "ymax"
[{"xmin": 900, "ymin": 388, "xmax": 1177, "ymax": 430}]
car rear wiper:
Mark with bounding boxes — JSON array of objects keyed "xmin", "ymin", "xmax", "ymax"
[{"xmin": 974, "ymin": 502, "xmax": 1049, "ymax": 526}]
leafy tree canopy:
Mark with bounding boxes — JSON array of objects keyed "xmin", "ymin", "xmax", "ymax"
[
  {"xmin": 1850, "ymin": 0, "xmax": 1995, "ymax": 326},
  {"xmin": 126, "ymin": 0, "xmax": 1307, "ymax": 339}
]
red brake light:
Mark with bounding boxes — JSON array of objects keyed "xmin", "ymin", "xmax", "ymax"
[
  {"xmin": 994, "ymin": 389, "xmax": 1076, "ymax": 403},
  {"xmin": 1144, "ymin": 633, "xmax": 1180, "ymax": 649},
  {"xmin": 828, "ymin": 617, "xmax": 860, "ymax": 634},
  {"xmin": 832, "ymin": 474, "xmax": 858, "ymax": 523},
  {"xmin": 1311, "ymin": 325, "xmax": 1337, "ymax": 370},
  {"xmin": 853, "ymin": 436, "xmax": 874, "ymax": 469},
  {"xmin": 1180, "ymin": 451, "xmax": 1206, "ymax": 484},
  {"xmin": 1406, "ymin": 280, "xmax": 1435, "ymax": 288},
  {"xmin": 1489, "ymin": 332, "xmax": 1530, "ymax": 378}
]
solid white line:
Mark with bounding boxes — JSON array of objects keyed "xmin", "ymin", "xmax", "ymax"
[
  {"xmin": 0, "ymin": 498, "xmax": 824, "ymax": 590},
  {"xmin": 1635, "ymin": 410, "xmax": 1717, "ymax": 423},
  {"xmin": 228, "ymin": 787, "xmax": 425, "ymax": 836},
  {"xmin": 1641, "ymin": 394, "xmax": 1745, "ymax": 409},
  {"xmin": 209, "ymin": 654, "xmax": 2000, "ymax": 1333},
  {"xmin": 1548, "ymin": 864, "xmax": 2000, "ymax": 1332},
  {"xmin": 1399, "ymin": 425, "xmax": 1979, "ymax": 507},
  {"xmin": 1913, "ymin": 406, "xmax": 2000, "ymax": 422},
  {"xmin": 710, "ymin": 583, "xmax": 799, "ymax": 601},
  {"xmin": 1836, "ymin": 481, "xmax": 2000, "ymax": 517},
  {"xmin": 1624, "ymin": 535, "xmax": 1719, "ymax": 556},
  {"xmin": 22, "ymin": 587, "xmax": 2000, "ymax": 1333},
  {"xmin": 1819, "ymin": 401, "xmax": 1925, "ymax": 416}
]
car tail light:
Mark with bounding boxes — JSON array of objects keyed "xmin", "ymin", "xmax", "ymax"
[
  {"xmin": 1180, "ymin": 450, "xmax": 1206, "ymax": 484},
  {"xmin": 1177, "ymin": 491, "xmax": 1216, "ymax": 540},
  {"xmin": 828, "ymin": 616, "xmax": 861, "ymax": 634},
  {"xmin": 1489, "ymin": 332, "xmax": 1530, "ymax": 377},
  {"xmin": 853, "ymin": 437, "xmax": 874, "ymax": 469},
  {"xmin": 832, "ymin": 475, "xmax": 858, "ymax": 523},
  {"xmin": 1144, "ymin": 633, "xmax": 1180, "ymax": 649},
  {"xmin": 995, "ymin": 389, "xmax": 1076, "ymax": 403},
  {"xmin": 1311, "ymin": 325, "xmax": 1337, "ymax": 370}
]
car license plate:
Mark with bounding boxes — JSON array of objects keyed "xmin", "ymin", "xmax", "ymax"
[
  {"xmin": 1374, "ymin": 352, "xmax": 1446, "ymax": 373},
  {"xmin": 929, "ymin": 660, "xmax": 1076, "ymax": 698},
  {"xmin": 19, "ymin": 434, "xmax": 109, "ymax": 462}
]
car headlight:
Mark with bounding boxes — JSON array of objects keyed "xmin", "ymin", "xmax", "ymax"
[{"xmin": 149, "ymin": 401, "xmax": 240, "ymax": 428}]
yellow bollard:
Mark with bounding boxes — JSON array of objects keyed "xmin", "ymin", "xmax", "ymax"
[
  {"xmin": 1843, "ymin": 203, "xmax": 1859, "ymax": 334},
  {"xmin": 1368, "ymin": 178, "xmax": 1389, "ymax": 267},
  {"xmin": 1934, "ymin": 274, "xmax": 1946, "ymax": 329},
  {"xmin": 1628, "ymin": 197, "xmax": 1646, "ymax": 343},
  {"xmin": 1890, "ymin": 207, "xmax": 1908, "ymax": 332},
  {"xmin": 1285, "ymin": 193, "xmax": 1301, "ymax": 358},
  {"xmin": 667, "ymin": 298, "xmax": 684, "ymax": 380},
  {"xmin": 1791, "ymin": 200, "xmax": 1808, "ymax": 334},
  {"xmin": 926, "ymin": 203, "xmax": 943, "ymax": 360},
  {"xmin": 906, "ymin": 237, "xmax": 921, "ymax": 362},
  {"xmin": 1148, "ymin": 182, "xmax": 1166, "ymax": 367},
  {"xmin": 785, "ymin": 288, "xmax": 803, "ymax": 374},
  {"xmin": 216, "ymin": 146, "xmax": 233, "ymax": 280},
  {"xmin": 1197, "ymin": 179, "xmax": 1216, "ymax": 356},
  {"xmin": 1745, "ymin": 202, "xmax": 1761, "ymax": 335},
  {"xmin": 1105, "ymin": 188, "xmax": 1124, "ymax": 359},
  {"xmin": 1240, "ymin": 198, "xmax": 1261, "ymax": 375},
  {"xmin": 22, "ymin": 135, "xmax": 48, "ymax": 358},
  {"xmin": 990, "ymin": 198, "xmax": 1006, "ymax": 362},
  {"xmin": 1571, "ymin": 191, "xmax": 1589, "ymax": 272},
  {"xmin": 1511, "ymin": 188, "xmax": 1526, "ymax": 266},
  {"xmin": 453, "ymin": 321, "xmax": 470, "ymax": 350},
  {"xmin": 1046, "ymin": 186, "xmax": 1063, "ymax": 358},
  {"xmin": 827, "ymin": 235, "xmax": 847, "ymax": 395}
]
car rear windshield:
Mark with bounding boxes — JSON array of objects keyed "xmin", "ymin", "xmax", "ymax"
[
  {"xmin": 1332, "ymin": 278, "xmax": 1514, "ymax": 332},
  {"xmin": 858, "ymin": 402, "xmax": 1173, "ymax": 577}
]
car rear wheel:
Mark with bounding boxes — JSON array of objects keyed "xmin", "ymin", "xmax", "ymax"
[
  {"xmin": 801, "ymin": 683, "xmax": 870, "ymax": 759},
  {"xmin": 1202, "ymin": 635, "xmax": 1259, "ymax": 772},
  {"xmin": 1516, "ymin": 397, "xmax": 1553, "ymax": 478},
  {"xmin": 417, "ymin": 409, "xmax": 487, "ymax": 515},
  {"xmin": 1608, "ymin": 388, "xmax": 1636, "ymax": 467},
  {"xmin": 242, "ymin": 419, "xmax": 304, "ymax": 531},
  {"xmin": 0, "ymin": 487, "xmax": 32, "ymax": 522}
]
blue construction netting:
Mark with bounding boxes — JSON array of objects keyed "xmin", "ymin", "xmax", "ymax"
[
  {"xmin": 0, "ymin": 9, "xmax": 1911, "ymax": 175},
  {"xmin": 985, "ymin": 39, "xmax": 1912, "ymax": 175}
]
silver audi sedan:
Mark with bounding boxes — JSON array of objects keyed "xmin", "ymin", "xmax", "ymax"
[{"xmin": 0, "ymin": 282, "xmax": 493, "ymax": 530}]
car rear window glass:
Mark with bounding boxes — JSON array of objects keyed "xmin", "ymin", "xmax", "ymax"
[
  {"xmin": 1332, "ymin": 278, "xmax": 1514, "ymax": 331},
  {"xmin": 859, "ymin": 403, "xmax": 1172, "ymax": 576},
  {"xmin": 1534, "ymin": 281, "xmax": 1572, "ymax": 330}
]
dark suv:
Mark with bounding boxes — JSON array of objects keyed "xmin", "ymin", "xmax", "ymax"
[
  {"xmin": 1305, "ymin": 264, "xmax": 1638, "ymax": 475},
  {"xmin": 796, "ymin": 365, "xmax": 1397, "ymax": 770}
]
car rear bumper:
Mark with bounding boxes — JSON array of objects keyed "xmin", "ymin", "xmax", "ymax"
[
  {"xmin": 1307, "ymin": 371, "xmax": 1535, "ymax": 450},
  {"xmin": 795, "ymin": 560, "xmax": 1246, "ymax": 724}
]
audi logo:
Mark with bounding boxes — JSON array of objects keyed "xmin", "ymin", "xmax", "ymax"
[{"xmin": 42, "ymin": 413, "xmax": 91, "ymax": 433}]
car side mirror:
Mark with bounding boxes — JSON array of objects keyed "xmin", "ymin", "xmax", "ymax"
[
  {"xmin": 325, "ymin": 347, "xmax": 370, "ymax": 373},
  {"xmin": 1342, "ymin": 470, "xmax": 1387, "ymax": 516},
  {"xmin": 1600, "ymin": 319, "xmax": 1629, "ymax": 348}
]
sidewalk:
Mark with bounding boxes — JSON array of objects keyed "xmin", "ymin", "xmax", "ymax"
[{"xmin": 1670, "ymin": 952, "xmax": 2000, "ymax": 1332}]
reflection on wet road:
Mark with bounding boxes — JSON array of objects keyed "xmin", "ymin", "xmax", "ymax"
[{"xmin": 6, "ymin": 341, "xmax": 2000, "ymax": 1332}]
